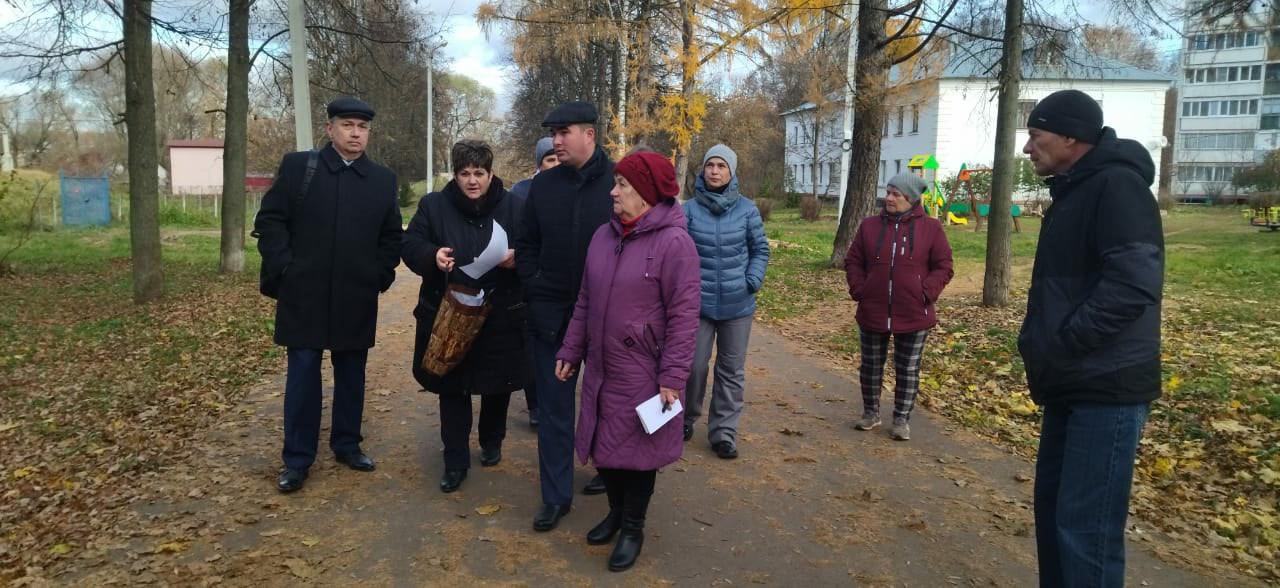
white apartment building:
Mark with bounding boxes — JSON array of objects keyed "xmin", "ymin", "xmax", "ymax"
[
  {"xmin": 1176, "ymin": 3, "xmax": 1278, "ymax": 201},
  {"xmin": 783, "ymin": 44, "xmax": 1172, "ymax": 199}
]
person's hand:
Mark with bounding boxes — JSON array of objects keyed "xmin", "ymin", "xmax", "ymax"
[
  {"xmin": 555, "ymin": 360, "xmax": 578, "ymax": 381},
  {"xmin": 660, "ymin": 387, "xmax": 679, "ymax": 408},
  {"xmin": 435, "ymin": 247, "xmax": 455, "ymax": 272},
  {"xmin": 498, "ymin": 248, "xmax": 516, "ymax": 269}
]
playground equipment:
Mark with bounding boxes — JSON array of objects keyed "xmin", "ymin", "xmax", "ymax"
[
  {"xmin": 908, "ymin": 153, "xmax": 944, "ymax": 216},
  {"xmin": 1245, "ymin": 205, "xmax": 1280, "ymax": 231},
  {"xmin": 941, "ymin": 164, "xmax": 1022, "ymax": 233}
]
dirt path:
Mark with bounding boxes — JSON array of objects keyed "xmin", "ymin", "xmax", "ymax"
[{"xmin": 62, "ymin": 266, "xmax": 1251, "ymax": 586}]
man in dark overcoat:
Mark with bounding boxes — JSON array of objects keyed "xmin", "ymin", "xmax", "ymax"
[
  {"xmin": 514, "ymin": 101, "xmax": 615, "ymax": 530},
  {"xmin": 254, "ymin": 96, "xmax": 403, "ymax": 493}
]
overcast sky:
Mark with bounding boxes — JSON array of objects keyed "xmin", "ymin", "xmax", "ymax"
[{"xmin": 427, "ymin": 0, "xmax": 518, "ymax": 113}]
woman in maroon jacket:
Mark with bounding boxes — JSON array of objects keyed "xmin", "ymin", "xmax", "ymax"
[{"xmin": 844, "ymin": 173, "xmax": 954, "ymax": 441}]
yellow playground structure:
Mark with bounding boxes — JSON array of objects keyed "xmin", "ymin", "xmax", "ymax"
[{"xmin": 908, "ymin": 154, "xmax": 1022, "ymax": 232}]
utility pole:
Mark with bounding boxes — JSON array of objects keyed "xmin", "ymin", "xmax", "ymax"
[
  {"xmin": 426, "ymin": 41, "xmax": 446, "ymax": 191},
  {"xmin": 837, "ymin": 0, "xmax": 859, "ymax": 218},
  {"xmin": 1, "ymin": 130, "xmax": 13, "ymax": 173},
  {"xmin": 288, "ymin": 0, "xmax": 312, "ymax": 150}
]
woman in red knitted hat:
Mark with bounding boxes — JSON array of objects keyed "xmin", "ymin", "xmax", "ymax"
[{"xmin": 553, "ymin": 150, "xmax": 701, "ymax": 572}]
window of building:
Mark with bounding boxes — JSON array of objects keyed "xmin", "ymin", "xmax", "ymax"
[
  {"xmin": 883, "ymin": 116, "xmax": 889, "ymax": 137},
  {"xmin": 1188, "ymin": 30, "xmax": 1262, "ymax": 51},
  {"xmin": 911, "ymin": 104, "xmax": 920, "ymax": 133},
  {"xmin": 1177, "ymin": 164, "xmax": 1248, "ymax": 182},
  {"xmin": 895, "ymin": 106, "xmax": 905, "ymax": 135},
  {"xmin": 1017, "ymin": 100, "xmax": 1037, "ymax": 128},
  {"xmin": 894, "ymin": 159, "xmax": 902, "ymax": 174},
  {"xmin": 1263, "ymin": 98, "xmax": 1280, "ymax": 129},
  {"xmin": 1181, "ymin": 132, "xmax": 1255, "ymax": 149},
  {"xmin": 829, "ymin": 162, "xmax": 838, "ymax": 185},
  {"xmin": 1181, "ymin": 98, "xmax": 1257, "ymax": 117},
  {"xmin": 879, "ymin": 160, "xmax": 886, "ymax": 184}
]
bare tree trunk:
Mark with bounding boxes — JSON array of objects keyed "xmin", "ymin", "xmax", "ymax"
[
  {"xmin": 1158, "ymin": 87, "xmax": 1176, "ymax": 202},
  {"xmin": 811, "ymin": 115, "xmax": 820, "ymax": 202},
  {"xmin": 982, "ymin": 0, "xmax": 1023, "ymax": 307},
  {"xmin": 674, "ymin": 0, "xmax": 694, "ymax": 198},
  {"xmin": 829, "ymin": 0, "xmax": 889, "ymax": 267},
  {"xmin": 220, "ymin": 0, "xmax": 250, "ymax": 273},
  {"xmin": 124, "ymin": 0, "xmax": 164, "ymax": 303}
]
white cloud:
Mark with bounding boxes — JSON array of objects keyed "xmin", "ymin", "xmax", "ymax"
[{"xmin": 427, "ymin": 4, "xmax": 516, "ymax": 114}]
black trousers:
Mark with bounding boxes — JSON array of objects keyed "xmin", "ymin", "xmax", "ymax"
[
  {"xmin": 282, "ymin": 348, "xmax": 367, "ymax": 470},
  {"xmin": 439, "ymin": 392, "xmax": 511, "ymax": 470},
  {"xmin": 596, "ymin": 468, "xmax": 656, "ymax": 519}
]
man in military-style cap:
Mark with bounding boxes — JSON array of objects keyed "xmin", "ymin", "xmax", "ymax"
[
  {"xmin": 514, "ymin": 100, "xmax": 616, "ymax": 530},
  {"xmin": 254, "ymin": 95, "xmax": 403, "ymax": 493}
]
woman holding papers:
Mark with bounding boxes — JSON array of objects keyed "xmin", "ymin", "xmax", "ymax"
[
  {"xmin": 554, "ymin": 149, "xmax": 700, "ymax": 572},
  {"xmin": 403, "ymin": 140, "xmax": 526, "ymax": 494}
]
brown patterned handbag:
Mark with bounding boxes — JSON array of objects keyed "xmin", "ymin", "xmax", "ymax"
[{"xmin": 422, "ymin": 282, "xmax": 491, "ymax": 377}]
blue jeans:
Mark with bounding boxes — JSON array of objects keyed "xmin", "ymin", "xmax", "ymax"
[
  {"xmin": 281, "ymin": 348, "xmax": 369, "ymax": 470},
  {"xmin": 1035, "ymin": 402, "xmax": 1149, "ymax": 588}
]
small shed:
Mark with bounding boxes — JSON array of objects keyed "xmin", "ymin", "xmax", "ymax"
[{"xmin": 168, "ymin": 139, "xmax": 225, "ymax": 195}]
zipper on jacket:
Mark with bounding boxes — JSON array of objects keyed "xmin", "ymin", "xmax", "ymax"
[
  {"xmin": 715, "ymin": 211, "xmax": 723, "ymax": 312},
  {"xmin": 886, "ymin": 219, "xmax": 900, "ymax": 332}
]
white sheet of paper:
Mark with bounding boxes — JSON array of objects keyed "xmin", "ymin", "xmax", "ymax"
[
  {"xmin": 635, "ymin": 394, "xmax": 682, "ymax": 435},
  {"xmin": 450, "ymin": 288, "xmax": 486, "ymax": 307},
  {"xmin": 459, "ymin": 221, "xmax": 509, "ymax": 280}
]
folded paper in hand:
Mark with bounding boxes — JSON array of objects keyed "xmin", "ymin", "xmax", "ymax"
[
  {"xmin": 450, "ymin": 287, "xmax": 486, "ymax": 307},
  {"xmin": 635, "ymin": 394, "xmax": 682, "ymax": 435},
  {"xmin": 459, "ymin": 222, "xmax": 508, "ymax": 280}
]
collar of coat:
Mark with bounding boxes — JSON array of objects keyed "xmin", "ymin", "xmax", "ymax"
[
  {"xmin": 570, "ymin": 145, "xmax": 612, "ymax": 185},
  {"xmin": 319, "ymin": 142, "xmax": 370, "ymax": 176},
  {"xmin": 878, "ymin": 202, "xmax": 925, "ymax": 222},
  {"xmin": 607, "ymin": 198, "xmax": 685, "ymax": 240}
]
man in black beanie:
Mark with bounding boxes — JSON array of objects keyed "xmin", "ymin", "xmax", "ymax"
[{"xmin": 1019, "ymin": 89, "xmax": 1164, "ymax": 586}]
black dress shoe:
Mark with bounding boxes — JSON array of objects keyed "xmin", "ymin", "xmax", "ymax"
[
  {"xmin": 713, "ymin": 441, "xmax": 738, "ymax": 460},
  {"xmin": 532, "ymin": 503, "xmax": 571, "ymax": 532},
  {"xmin": 582, "ymin": 474, "xmax": 607, "ymax": 495},
  {"xmin": 439, "ymin": 469, "xmax": 467, "ymax": 493},
  {"xmin": 480, "ymin": 446, "xmax": 502, "ymax": 467},
  {"xmin": 529, "ymin": 407, "xmax": 540, "ymax": 428},
  {"xmin": 683, "ymin": 424, "xmax": 694, "ymax": 442},
  {"xmin": 336, "ymin": 451, "xmax": 376, "ymax": 472},
  {"xmin": 277, "ymin": 468, "xmax": 307, "ymax": 493}
]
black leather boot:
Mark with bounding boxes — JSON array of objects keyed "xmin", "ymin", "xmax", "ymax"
[
  {"xmin": 587, "ymin": 476, "xmax": 624, "ymax": 545},
  {"xmin": 608, "ymin": 491, "xmax": 649, "ymax": 571}
]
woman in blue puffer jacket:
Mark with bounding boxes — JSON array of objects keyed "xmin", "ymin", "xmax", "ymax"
[{"xmin": 681, "ymin": 144, "xmax": 770, "ymax": 459}]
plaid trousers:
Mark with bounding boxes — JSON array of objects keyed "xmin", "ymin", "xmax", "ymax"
[{"xmin": 858, "ymin": 329, "xmax": 930, "ymax": 421}]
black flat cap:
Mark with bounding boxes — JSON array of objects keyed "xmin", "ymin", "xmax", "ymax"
[
  {"xmin": 541, "ymin": 101, "xmax": 598, "ymax": 128},
  {"xmin": 326, "ymin": 96, "xmax": 375, "ymax": 121}
]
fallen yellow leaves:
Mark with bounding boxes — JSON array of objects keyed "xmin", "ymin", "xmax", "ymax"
[{"xmin": 475, "ymin": 504, "xmax": 501, "ymax": 516}]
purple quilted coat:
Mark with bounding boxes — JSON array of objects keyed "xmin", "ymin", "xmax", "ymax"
[{"xmin": 557, "ymin": 199, "xmax": 701, "ymax": 470}]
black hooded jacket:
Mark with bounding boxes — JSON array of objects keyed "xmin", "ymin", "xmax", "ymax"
[{"xmin": 1017, "ymin": 128, "xmax": 1164, "ymax": 405}]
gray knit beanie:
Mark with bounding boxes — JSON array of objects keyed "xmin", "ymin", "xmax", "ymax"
[
  {"xmin": 887, "ymin": 172, "xmax": 928, "ymax": 203},
  {"xmin": 701, "ymin": 144, "xmax": 738, "ymax": 178},
  {"xmin": 534, "ymin": 137, "xmax": 555, "ymax": 166}
]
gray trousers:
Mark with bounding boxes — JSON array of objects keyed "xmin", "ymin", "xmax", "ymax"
[{"xmin": 684, "ymin": 314, "xmax": 753, "ymax": 445}]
